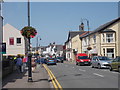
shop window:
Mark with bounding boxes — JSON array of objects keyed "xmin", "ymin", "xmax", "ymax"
[
  {"xmin": 103, "ymin": 48, "xmax": 105, "ymax": 56},
  {"xmin": 106, "ymin": 48, "xmax": 114, "ymax": 58}
]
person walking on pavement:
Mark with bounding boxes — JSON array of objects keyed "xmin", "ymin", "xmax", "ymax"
[
  {"xmin": 15, "ymin": 55, "xmax": 23, "ymax": 73},
  {"xmin": 31, "ymin": 57, "xmax": 36, "ymax": 72},
  {"xmin": 22, "ymin": 55, "xmax": 28, "ymax": 70}
]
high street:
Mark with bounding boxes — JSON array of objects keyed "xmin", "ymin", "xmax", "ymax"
[{"xmin": 47, "ymin": 62, "xmax": 119, "ymax": 88}]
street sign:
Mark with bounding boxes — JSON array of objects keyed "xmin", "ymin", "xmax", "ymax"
[{"xmin": 2, "ymin": 43, "xmax": 6, "ymax": 54}]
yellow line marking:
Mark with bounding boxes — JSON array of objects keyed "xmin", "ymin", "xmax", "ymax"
[
  {"xmin": 43, "ymin": 64, "xmax": 58, "ymax": 89},
  {"xmin": 49, "ymin": 70, "xmax": 63, "ymax": 89},
  {"xmin": 43, "ymin": 64, "xmax": 63, "ymax": 90}
]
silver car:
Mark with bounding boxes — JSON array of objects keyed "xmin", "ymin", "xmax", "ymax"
[{"xmin": 91, "ymin": 56, "xmax": 111, "ymax": 69}]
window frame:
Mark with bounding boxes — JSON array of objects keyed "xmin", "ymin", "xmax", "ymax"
[
  {"xmin": 9, "ymin": 37, "xmax": 14, "ymax": 45},
  {"xmin": 106, "ymin": 33, "xmax": 113, "ymax": 43},
  {"xmin": 93, "ymin": 35, "xmax": 96, "ymax": 44},
  {"xmin": 16, "ymin": 38, "xmax": 21, "ymax": 44}
]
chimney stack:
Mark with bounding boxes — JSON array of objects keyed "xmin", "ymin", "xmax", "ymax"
[{"xmin": 79, "ymin": 22, "xmax": 84, "ymax": 31}]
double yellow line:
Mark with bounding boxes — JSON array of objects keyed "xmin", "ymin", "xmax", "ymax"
[{"xmin": 43, "ymin": 64, "xmax": 63, "ymax": 90}]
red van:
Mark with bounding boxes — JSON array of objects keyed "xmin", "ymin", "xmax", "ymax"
[{"xmin": 76, "ymin": 53, "xmax": 91, "ymax": 66}]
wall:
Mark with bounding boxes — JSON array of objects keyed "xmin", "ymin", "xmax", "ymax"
[
  {"xmin": 81, "ymin": 21, "xmax": 119, "ymax": 58},
  {"xmin": 71, "ymin": 34, "xmax": 82, "ymax": 61},
  {"xmin": 3, "ymin": 24, "xmax": 25, "ymax": 56}
]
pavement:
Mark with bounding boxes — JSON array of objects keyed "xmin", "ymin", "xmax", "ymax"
[{"xmin": 2, "ymin": 64, "xmax": 51, "ymax": 89}]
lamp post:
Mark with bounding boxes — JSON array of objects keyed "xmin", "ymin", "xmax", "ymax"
[
  {"xmin": 27, "ymin": 0, "xmax": 33, "ymax": 82},
  {"xmin": 81, "ymin": 18, "xmax": 90, "ymax": 45},
  {"xmin": 81, "ymin": 18, "xmax": 91, "ymax": 55},
  {"xmin": 36, "ymin": 37, "xmax": 41, "ymax": 56}
]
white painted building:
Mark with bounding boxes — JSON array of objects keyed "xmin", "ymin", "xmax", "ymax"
[
  {"xmin": 3, "ymin": 24, "xmax": 26, "ymax": 56},
  {"xmin": 42, "ymin": 44, "xmax": 56, "ymax": 57}
]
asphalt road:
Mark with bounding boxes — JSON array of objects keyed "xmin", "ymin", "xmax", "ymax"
[{"xmin": 47, "ymin": 62, "xmax": 119, "ymax": 88}]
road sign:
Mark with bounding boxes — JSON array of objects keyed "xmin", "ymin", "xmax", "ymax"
[{"xmin": 2, "ymin": 43, "xmax": 6, "ymax": 54}]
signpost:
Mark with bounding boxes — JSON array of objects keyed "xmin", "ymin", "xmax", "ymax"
[
  {"xmin": 0, "ymin": 43, "xmax": 6, "ymax": 54},
  {"xmin": 2, "ymin": 43, "xmax": 6, "ymax": 54}
]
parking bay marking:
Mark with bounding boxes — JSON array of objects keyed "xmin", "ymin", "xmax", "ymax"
[{"xmin": 93, "ymin": 73, "xmax": 104, "ymax": 77}]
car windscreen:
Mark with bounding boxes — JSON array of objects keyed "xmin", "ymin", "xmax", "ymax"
[
  {"xmin": 48, "ymin": 58, "xmax": 54, "ymax": 60},
  {"xmin": 40, "ymin": 58, "xmax": 44, "ymax": 61},
  {"xmin": 78, "ymin": 56, "xmax": 89, "ymax": 59},
  {"xmin": 98, "ymin": 56, "xmax": 111, "ymax": 60},
  {"xmin": 57, "ymin": 57, "xmax": 63, "ymax": 59}
]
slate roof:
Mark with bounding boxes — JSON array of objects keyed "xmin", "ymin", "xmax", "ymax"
[
  {"xmin": 66, "ymin": 31, "xmax": 87, "ymax": 42},
  {"xmin": 101, "ymin": 29, "xmax": 116, "ymax": 33},
  {"xmin": 56, "ymin": 45, "xmax": 63, "ymax": 51},
  {"xmin": 81, "ymin": 17, "xmax": 120, "ymax": 38}
]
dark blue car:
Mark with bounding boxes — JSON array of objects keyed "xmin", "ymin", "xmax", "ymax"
[
  {"xmin": 46, "ymin": 58, "xmax": 57, "ymax": 65},
  {"xmin": 36, "ymin": 58, "xmax": 47, "ymax": 64}
]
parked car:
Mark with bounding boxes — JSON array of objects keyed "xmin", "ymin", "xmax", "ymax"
[
  {"xmin": 91, "ymin": 56, "xmax": 111, "ymax": 69},
  {"xmin": 109, "ymin": 56, "xmax": 120, "ymax": 73},
  {"xmin": 46, "ymin": 58, "xmax": 57, "ymax": 65},
  {"xmin": 76, "ymin": 53, "xmax": 91, "ymax": 66},
  {"xmin": 56, "ymin": 57, "xmax": 64, "ymax": 63},
  {"xmin": 36, "ymin": 57, "xmax": 47, "ymax": 64}
]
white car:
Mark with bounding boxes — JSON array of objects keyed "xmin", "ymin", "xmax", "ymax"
[{"xmin": 91, "ymin": 56, "xmax": 111, "ymax": 69}]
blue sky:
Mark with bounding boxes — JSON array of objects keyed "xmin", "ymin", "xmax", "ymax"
[{"xmin": 3, "ymin": 2, "xmax": 118, "ymax": 47}]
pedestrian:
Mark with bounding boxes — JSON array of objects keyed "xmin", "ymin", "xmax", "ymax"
[
  {"xmin": 15, "ymin": 55, "xmax": 23, "ymax": 73},
  {"xmin": 31, "ymin": 57, "xmax": 36, "ymax": 72},
  {"xmin": 22, "ymin": 55, "xmax": 28, "ymax": 68}
]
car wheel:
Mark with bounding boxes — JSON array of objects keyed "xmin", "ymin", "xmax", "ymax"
[
  {"xmin": 76, "ymin": 62, "xmax": 78, "ymax": 65},
  {"xmin": 98, "ymin": 64, "xmax": 101, "ymax": 69},
  {"xmin": 78, "ymin": 63, "xmax": 81, "ymax": 66},
  {"xmin": 92, "ymin": 65, "xmax": 94, "ymax": 68},
  {"xmin": 109, "ymin": 66, "xmax": 113, "ymax": 71}
]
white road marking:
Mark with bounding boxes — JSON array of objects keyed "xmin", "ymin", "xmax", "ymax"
[
  {"xmin": 79, "ymin": 69, "xmax": 86, "ymax": 72},
  {"xmin": 73, "ymin": 67, "xmax": 74, "ymax": 68},
  {"xmin": 93, "ymin": 73, "xmax": 104, "ymax": 77}
]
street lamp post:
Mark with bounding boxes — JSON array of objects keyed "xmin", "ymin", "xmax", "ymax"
[
  {"xmin": 27, "ymin": 0, "xmax": 33, "ymax": 82},
  {"xmin": 81, "ymin": 18, "xmax": 91, "ymax": 55},
  {"xmin": 36, "ymin": 37, "xmax": 41, "ymax": 56},
  {"xmin": 81, "ymin": 18, "xmax": 90, "ymax": 45}
]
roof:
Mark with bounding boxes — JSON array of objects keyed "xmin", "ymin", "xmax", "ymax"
[
  {"xmin": 101, "ymin": 29, "xmax": 116, "ymax": 33},
  {"xmin": 56, "ymin": 45, "xmax": 63, "ymax": 51},
  {"xmin": 79, "ymin": 31, "xmax": 91, "ymax": 37},
  {"xmin": 81, "ymin": 17, "xmax": 120, "ymax": 38},
  {"xmin": 66, "ymin": 31, "xmax": 87, "ymax": 42}
]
